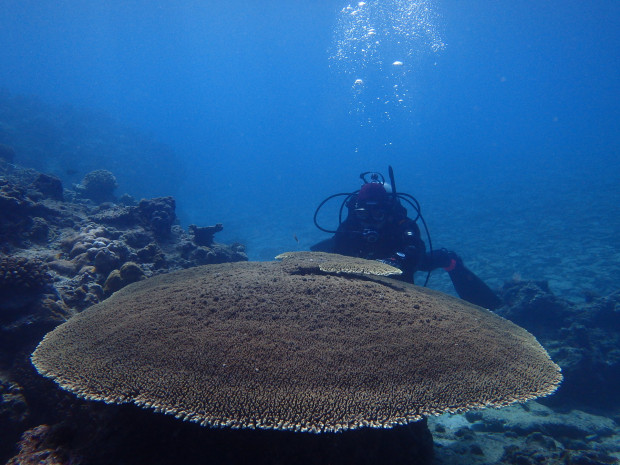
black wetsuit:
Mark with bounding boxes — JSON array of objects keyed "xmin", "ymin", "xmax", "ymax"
[
  {"xmin": 311, "ymin": 197, "xmax": 502, "ymax": 309},
  {"xmin": 332, "ymin": 202, "xmax": 454, "ymax": 284}
]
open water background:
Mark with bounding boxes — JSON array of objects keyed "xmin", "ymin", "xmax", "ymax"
[{"xmin": 1, "ymin": 0, "xmax": 619, "ymax": 301}]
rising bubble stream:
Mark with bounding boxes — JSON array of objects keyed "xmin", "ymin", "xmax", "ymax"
[{"xmin": 331, "ymin": 0, "xmax": 445, "ymax": 123}]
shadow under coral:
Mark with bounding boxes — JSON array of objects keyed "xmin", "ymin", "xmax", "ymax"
[{"xmin": 10, "ymin": 374, "xmax": 433, "ymax": 465}]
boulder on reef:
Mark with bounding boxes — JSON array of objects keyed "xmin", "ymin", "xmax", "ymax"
[
  {"xmin": 497, "ymin": 280, "xmax": 575, "ymax": 340},
  {"xmin": 31, "ymin": 174, "xmax": 63, "ymax": 201},
  {"xmin": 76, "ymin": 169, "xmax": 118, "ymax": 204},
  {"xmin": 137, "ymin": 197, "xmax": 176, "ymax": 240},
  {"xmin": 497, "ymin": 281, "xmax": 620, "ymax": 410}
]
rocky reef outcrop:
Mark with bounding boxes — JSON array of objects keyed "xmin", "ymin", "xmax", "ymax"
[
  {"xmin": 0, "ymin": 159, "xmax": 247, "ymax": 315},
  {"xmin": 0, "ymin": 158, "xmax": 247, "ymax": 462},
  {"xmin": 497, "ymin": 280, "xmax": 620, "ymax": 411},
  {"xmin": 431, "ymin": 401, "xmax": 620, "ymax": 465}
]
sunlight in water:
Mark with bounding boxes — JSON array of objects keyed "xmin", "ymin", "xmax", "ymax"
[{"xmin": 331, "ymin": 0, "xmax": 445, "ymax": 122}]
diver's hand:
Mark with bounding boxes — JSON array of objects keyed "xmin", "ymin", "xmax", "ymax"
[
  {"xmin": 402, "ymin": 245, "xmax": 422, "ymax": 269},
  {"xmin": 443, "ymin": 251, "xmax": 462, "ymax": 272},
  {"xmin": 376, "ymin": 255, "xmax": 404, "ymax": 269}
]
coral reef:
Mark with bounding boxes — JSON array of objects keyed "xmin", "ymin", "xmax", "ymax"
[
  {"xmin": 0, "ymin": 256, "xmax": 51, "ymax": 301},
  {"xmin": 137, "ymin": 197, "xmax": 175, "ymax": 239},
  {"xmin": 189, "ymin": 223, "xmax": 223, "ymax": 246},
  {"xmin": 91, "ymin": 197, "xmax": 178, "ymax": 240},
  {"xmin": 497, "ymin": 281, "xmax": 620, "ymax": 410},
  {"xmin": 0, "ymin": 256, "xmax": 66, "ymax": 344},
  {"xmin": 1, "ymin": 160, "xmax": 619, "ymax": 464},
  {"xmin": 2, "ymin": 165, "xmax": 246, "ymax": 312},
  {"xmin": 0, "ymin": 162, "xmax": 248, "ymax": 463},
  {"xmin": 0, "ymin": 165, "xmax": 78, "ymax": 247},
  {"xmin": 75, "ymin": 169, "xmax": 117, "ymax": 204}
]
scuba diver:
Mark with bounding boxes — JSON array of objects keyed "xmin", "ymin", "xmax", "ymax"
[{"xmin": 311, "ymin": 166, "xmax": 502, "ymax": 310}]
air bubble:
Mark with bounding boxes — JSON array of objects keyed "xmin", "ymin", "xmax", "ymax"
[{"xmin": 330, "ymin": 0, "xmax": 445, "ymax": 122}]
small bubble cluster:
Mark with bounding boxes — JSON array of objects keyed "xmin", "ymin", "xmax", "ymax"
[{"xmin": 330, "ymin": 0, "xmax": 445, "ymax": 120}]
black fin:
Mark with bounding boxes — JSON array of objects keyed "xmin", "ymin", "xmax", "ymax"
[{"xmin": 449, "ymin": 264, "xmax": 502, "ymax": 310}]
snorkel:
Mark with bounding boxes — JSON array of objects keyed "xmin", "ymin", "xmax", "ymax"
[{"xmin": 389, "ymin": 165, "xmax": 397, "ymax": 202}]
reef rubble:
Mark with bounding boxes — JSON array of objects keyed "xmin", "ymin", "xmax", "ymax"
[{"xmin": 430, "ymin": 401, "xmax": 619, "ymax": 465}]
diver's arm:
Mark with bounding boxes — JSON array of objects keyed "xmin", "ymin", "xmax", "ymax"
[
  {"xmin": 419, "ymin": 248, "xmax": 502, "ymax": 309},
  {"xmin": 397, "ymin": 220, "xmax": 426, "ymax": 270},
  {"xmin": 332, "ymin": 220, "xmax": 364, "ymax": 256},
  {"xmin": 418, "ymin": 248, "xmax": 458, "ymax": 272}
]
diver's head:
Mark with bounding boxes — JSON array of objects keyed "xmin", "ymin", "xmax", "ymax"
[
  {"xmin": 354, "ymin": 182, "xmax": 391, "ymax": 225},
  {"xmin": 357, "ymin": 181, "xmax": 389, "ymax": 203}
]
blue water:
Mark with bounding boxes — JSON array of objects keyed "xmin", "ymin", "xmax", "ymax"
[{"xmin": 1, "ymin": 0, "xmax": 619, "ymax": 299}]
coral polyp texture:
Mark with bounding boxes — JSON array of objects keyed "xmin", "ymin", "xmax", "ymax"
[
  {"xmin": 0, "ymin": 256, "xmax": 50, "ymax": 297},
  {"xmin": 32, "ymin": 253, "xmax": 562, "ymax": 433},
  {"xmin": 76, "ymin": 169, "xmax": 118, "ymax": 203}
]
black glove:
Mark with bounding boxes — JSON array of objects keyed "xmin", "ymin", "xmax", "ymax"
[
  {"xmin": 402, "ymin": 245, "xmax": 422, "ymax": 269},
  {"xmin": 443, "ymin": 251, "xmax": 462, "ymax": 272},
  {"xmin": 376, "ymin": 255, "xmax": 404, "ymax": 269},
  {"xmin": 429, "ymin": 248, "xmax": 461, "ymax": 272},
  {"xmin": 376, "ymin": 246, "xmax": 422, "ymax": 271}
]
